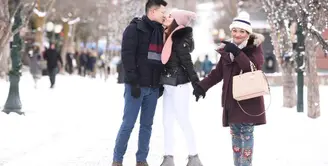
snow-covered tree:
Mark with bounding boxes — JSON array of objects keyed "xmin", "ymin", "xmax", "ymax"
[
  {"xmin": 108, "ymin": 0, "xmax": 145, "ymax": 44},
  {"xmin": 212, "ymin": 0, "xmax": 239, "ymax": 34},
  {"xmin": 292, "ymin": 0, "xmax": 328, "ymax": 118},
  {"xmin": 261, "ymin": 0, "xmax": 297, "ymax": 108},
  {"xmin": 0, "ymin": 0, "xmax": 37, "ymax": 52},
  {"xmin": 262, "ymin": 0, "xmax": 328, "ymax": 118},
  {"xmin": 0, "ymin": 0, "xmax": 38, "ymax": 78},
  {"xmin": 73, "ymin": 0, "xmax": 145, "ymax": 55}
]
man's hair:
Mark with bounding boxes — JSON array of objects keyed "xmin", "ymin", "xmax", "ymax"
[{"xmin": 145, "ymin": 0, "xmax": 167, "ymax": 13}]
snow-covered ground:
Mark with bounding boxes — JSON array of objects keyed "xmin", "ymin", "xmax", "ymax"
[{"xmin": 0, "ymin": 73, "xmax": 327, "ymax": 166}]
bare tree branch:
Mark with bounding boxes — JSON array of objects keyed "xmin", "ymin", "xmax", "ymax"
[
  {"xmin": 294, "ymin": 0, "xmax": 308, "ymax": 15},
  {"xmin": 294, "ymin": 0, "xmax": 328, "ymax": 51},
  {"xmin": 0, "ymin": 27, "xmax": 11, "ymax": 52},
  {"xmin": 2, "ymin": 0, "xmax": 10, "ymax": 21},
  {"xmin": 44, "ymin": 0, "xmax": 54, "ymax": 9},
  {"xmin": 9, "ymin": 2, "xmax": 23, "ymax": 23},
  {"xmin": 11, "ymin": 0, "xmax": 38, "ymax": 37},
  {"xmin": 0, "ymin": 17, "xmax": 7, "ymax": 22},
  {"xmin": 44, "ymin": 0, "xmax": 56, "ymax": 19},
  {"xmin": 224, "ymin": 0, "xmax": 238, "ymax": 18}
]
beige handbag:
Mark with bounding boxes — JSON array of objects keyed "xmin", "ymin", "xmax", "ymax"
[{"xmin": 233, "ymin": 61, "xmax": 270, "ymax": 116}]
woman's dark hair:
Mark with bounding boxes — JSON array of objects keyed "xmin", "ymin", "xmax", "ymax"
[
  {"xmin": 165, "ymin": 19, "xmax": 179, "ymax": 40},
  {"xmin": 145, "ymin": 0, "xmax": 167, "ymax": 13}
]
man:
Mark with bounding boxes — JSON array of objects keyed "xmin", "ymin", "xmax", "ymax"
[
  {"xmin": 112, "ymin": 0, "xmax": 167, "ymax": 166},
  {"xmin": 44, "ymin": 43, "xmax": 62, "ymax": 88}
]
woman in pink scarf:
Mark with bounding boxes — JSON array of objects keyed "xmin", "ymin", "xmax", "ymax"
[{"xmin": 159, "ymin": 9, "xmax": 203, "ymax": 166}]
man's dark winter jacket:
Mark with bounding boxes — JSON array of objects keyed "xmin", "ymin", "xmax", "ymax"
[
  {"xmin": 121, "ymin": 17, "xmax": 163, "ymax": 88},
  {"xmin": 163, "ymin": 27, "xmax": 199, "ymax": 85},
  {"xmin": 44, "ymin": 49, "xmax": 62, "ymax": 70}
]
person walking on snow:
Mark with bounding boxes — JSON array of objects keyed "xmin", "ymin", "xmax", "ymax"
[
  {"xmin": 193, "ymin": 11, "xmax": 266, "ymax": 166},
  {"xmin": 160, "ymin": 9, "xmax": 203, "ymax": 166},
  {"xmin": 111, "ymin": 0, "xmax": 167, "ymax": 166},
  {"xmin": 28, "ymin": 43, "xmax": 42, "ymax": 88},
  {"xmin": 202, "ymin": 55, "xmax": 213, "ymax": 77},
  {"xmin": 44, "ymin": 43, "xmax": 62, "ymax": 88}
]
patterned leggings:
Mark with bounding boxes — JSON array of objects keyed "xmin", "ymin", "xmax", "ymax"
[{"xmin": 230, "ymin": 123, "xmax": 254, "ymax": 166}]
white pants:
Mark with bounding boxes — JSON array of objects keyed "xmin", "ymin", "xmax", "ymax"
[{"xmin": 163, "ymin": 83, "xmax": 197, "ymax": 156}]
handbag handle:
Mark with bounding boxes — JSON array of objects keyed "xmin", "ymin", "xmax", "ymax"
[
  {"xmin": 237, "ymin": 95, "xmax": 271, "ymax": 117},
  {"xmin": 240, "ymin": 61, "xmax": 257, "ymax": 74},
  {"xmin": 236, "ymin": 71, "xmax": 271, "ymax": 117}
]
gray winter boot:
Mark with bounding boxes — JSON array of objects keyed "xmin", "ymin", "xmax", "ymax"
[
  {"xmin": 160, "ymin": 155, "xmax": 175, "ymax": 166},
  {"xmin": 186, "ymin": 154, "xmax": 203, "ymax": 166}
]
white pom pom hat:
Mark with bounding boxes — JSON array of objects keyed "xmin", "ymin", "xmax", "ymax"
[{"xmin": 229, "ymin": 11, "xmax": 252, "ymax": 34}]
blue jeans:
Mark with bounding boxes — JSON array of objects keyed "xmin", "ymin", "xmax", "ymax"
[
  {"xmin": 113, "ymin": 84, "xmax": 159, "ymax": 163},
  {"xmin": 230, "ymin": 123, "xmax": 254, "ymax": 166},
  {"xmin": 48, "ymin": 67, "xmax": 58, "ymax": 87}
]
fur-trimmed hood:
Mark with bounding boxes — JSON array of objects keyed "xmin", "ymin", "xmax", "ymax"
[
  {"xmin": 171, "ymin": 26, "xmax": 193, "ymax": 40},
  {"xmin": 216, "ymin": 33, "xmax": 265, "ymax": 51},
  {"xmin": 172, "ymin": 26, "xmax": 194, "ymax": 53}
]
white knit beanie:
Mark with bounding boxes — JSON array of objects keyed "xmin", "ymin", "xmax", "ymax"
[{"xmin": 229, "ymin": 11, "xmax": 252, "ymax": 34}]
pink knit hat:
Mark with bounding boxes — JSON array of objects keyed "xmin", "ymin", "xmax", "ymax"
[
  {"xmin": 170, "ymin": 9, "xmax": 196, "ymax": 26},
  {"xmin": 161, "ymin": 9, "xmax": 196, "ymax": 64}
]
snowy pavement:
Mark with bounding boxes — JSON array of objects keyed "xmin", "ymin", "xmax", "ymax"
[{"xmin": 0, "ymin": 73, "xmax": 328, "ymax": 166}]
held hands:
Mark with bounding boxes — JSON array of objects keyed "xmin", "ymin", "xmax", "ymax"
[
  {"xmin": 192, "ymin": 82, "xmax": 206, "ymax": 102},
  {"xmin": 221, "ymin": 41, "xmax": 241, "ymax": 57}
]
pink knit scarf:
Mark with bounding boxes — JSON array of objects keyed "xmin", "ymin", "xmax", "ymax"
[{"xmin": 161, "ymin": 25, "xmax": 185, "ymax": 64}]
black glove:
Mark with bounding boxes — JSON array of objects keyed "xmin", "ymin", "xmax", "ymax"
[
  {"xmin": 221, "ymin": 41, "xmax": 241, "ymax": 57},
  {"xmin": 158, "ymin": 86, "xmax": 164, "ymax": 98},
  {"xmin": 131, "ymin": 84, "xmax": 141, "ymax": 98},
  {"xmin": 192, "ymin": 82, "xmax": 206, "ymax": 102}
]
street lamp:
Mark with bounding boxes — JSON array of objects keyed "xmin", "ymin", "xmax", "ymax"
[
  {"xmin": 46, "ymin": 22, "xmax": 62, "ymax": 45},
  {"xmin": 46, "ymin": 21, "xmax": 54, "ymax": 32},
  {"xmin": 54, "ymin": 24, "xmax": 63, "ymax": 33},
  {"xmin": 3, "ymin": 0, "xmax": 24, "ymax": 115},
  {"xmin": 295, "ymin": 24, "xmax": 305, "ymax": 113}
]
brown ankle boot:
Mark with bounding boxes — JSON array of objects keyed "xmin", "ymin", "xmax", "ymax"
[
  {"xmin": 136, "ymin": 161, "xmax": 149, "ymax": 166},
  {"xmin": 112, "ymin": 161, "xmax": 123, "ymax": 166}
]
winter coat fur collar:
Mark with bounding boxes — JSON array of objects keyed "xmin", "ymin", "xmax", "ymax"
[
  {"xmin": 171, "ymin": 26, "xmax": 193, "ymax": 40},
  {"xmin": 217, "ymin": 33, "xmax": 265, "ymax": 52},
  {"xmin": 171, "ymin": 27, "xmax": 194, "ymax": 53}
]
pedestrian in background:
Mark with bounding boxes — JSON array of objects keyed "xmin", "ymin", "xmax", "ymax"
[
  {"xmin": 44, "ymin": 43, "xmax": 62, "ymax": 88},
  {"xmin": 28, "ymin": 43, "xmax": 42, "ymax": 88}
]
